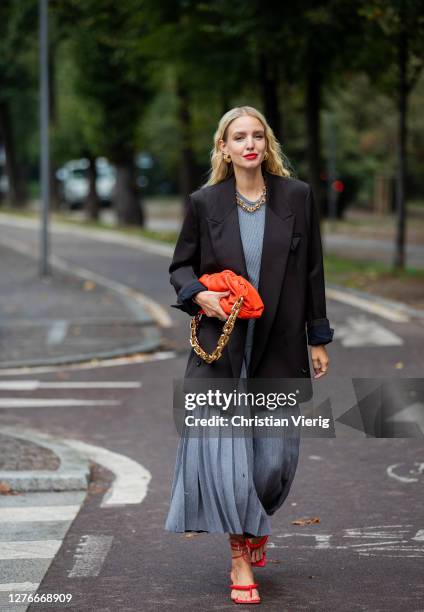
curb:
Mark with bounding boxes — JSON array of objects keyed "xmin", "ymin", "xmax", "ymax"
[
  {"xmin": 0, "ymin": 212, "xmax": 175, "ymax": 257},
  {"xmin": 0, "ymin": 334, "xmax": 161, "ymax": 369},
  {"xmin": 0, "ymin": 232, "xmax": 172, "ymax": 328},
  {"xmin": 0, "ymin": 427, "xmax": 91, "ymax": 492},
  {"xmin": 1, "ymin": 213, "xmax": 423, "ymax": 327},
  {"xmin": 0, "ymin": 235, "xmax": 168, "ymax": 369}
]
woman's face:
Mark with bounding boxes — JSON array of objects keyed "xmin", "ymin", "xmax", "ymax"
[{"xmin": 219, "ymin": 115, "xmax": 267, "ymax": 170}]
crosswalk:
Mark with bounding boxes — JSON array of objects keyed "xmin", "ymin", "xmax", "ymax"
[
  {"xmin": 0, "ymin": 376, "xmax": 147, "ymax": 609},
  {"xmin": 0, "ymin": 491, "xmax": 86, "ymax": 612},
  {"xmin": 335, "ymin": 315, "xmax": 403, "ymax": 346},
  {"xmin": 0, "ymin": 380, "xmax": 142, "ymax": 410}
]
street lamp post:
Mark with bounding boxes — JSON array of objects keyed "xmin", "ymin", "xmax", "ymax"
[{"xmin": 39, "ymin": 0, "xmax": 50, "ymax": 277}]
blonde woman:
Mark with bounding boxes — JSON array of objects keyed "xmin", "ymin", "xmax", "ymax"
[{"xmin": 165, "ymin": 106, "xmax": 333, "ymax": 604}]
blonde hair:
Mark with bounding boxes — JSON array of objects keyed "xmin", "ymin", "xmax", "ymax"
[{"xmin": 203, "ymin": 106, "xmax": 294, "ymax": 187}]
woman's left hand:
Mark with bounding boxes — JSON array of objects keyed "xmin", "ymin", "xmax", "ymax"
[{"xmin": 310, "ymin": 345, "xmax": 329, "ymax": 379}]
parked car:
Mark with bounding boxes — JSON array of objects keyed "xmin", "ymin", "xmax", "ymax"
[{"xmin": 56, "ymin": 158, "xmax": 116, "ymax": 209}]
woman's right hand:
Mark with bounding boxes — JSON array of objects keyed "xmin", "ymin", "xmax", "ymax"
[{"xmin": 193, "ymin": 290, "xmax": 230, "ymax": 321}]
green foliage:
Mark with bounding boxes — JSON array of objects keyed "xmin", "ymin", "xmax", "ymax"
[
  {"xmin": 0, "ymin": 1, "xmax": 38, "ymax": 173},
  {"xmin": 0, "ymin": 0, "xmax": 37, "ymax": 102},
  {"xmin": 52, "ymin": 0, "xmax": 156, "ymax": 162},
  {"xmin": 1, "ymin": 0, "xmax": 423, "ymax": 200},
  {"xmin": 356, "ymin": 0, "xmax": 424, "ymax": 94}
]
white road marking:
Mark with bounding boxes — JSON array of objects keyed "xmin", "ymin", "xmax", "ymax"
[
  {"xmin": 412, "ymin": 530, "xmax": 424, "ymax": 541},
  {"xmin": 0, "ymin": 398, "xmax": 120, "ymax": 408},
  {"xmin": 386, "ymin": 462, "xmax": 424, "ymax": 483},
  {"xmin": 344, "ymin": 525, "xmax": 410, "ymax": 533},
  {"xmin": 47, "ymin": 320, "xmax": 69, "ymax": 345},
  {"xmin": 0, "ymin": 491, "xmax": 85, "ymax": 609},
  {"xmin": 315, "ymin": 535, "xmax": 332, "ymax": 548},
  {"xmin": 61, "ymin": 439, "xmax": 151, "ymax": 506},
  {"xmin": 0, "ymin": 582, "xmax": 39, "ymax": 592},
  {"xmin": 0, "ymin": 380, "xmax": 142, "ymax": 390},
  {"xmin": 349, "ymin": 541, "xmax": 406, "ymax": 547},
  {"xmin": 326, "ymin": 287, "xmax": 410, "ymax": 322},
  {"xmin": 273, "ymin": 524, "xmax": 424, "ymax": 558},
  {"xmin": 0, "ymin": 350, "xmax": 176, "ymax": 376},
  {"xmin": 68, "ymin": 535, "xmax": 113, "ymax": 577},
  {"xmin": 0, "ymin": 540, "xmax": 62, "ymax": 560},
  {"xmin": 0, "ymin": 506, "xmax": 80, "ymax": 523},
  {"xmin": 335, "ymin": 316, "xmax": 403, "ymax": 346},
  {"xmin": 50, "ymin": 257, "xmax": 172, "ymax": 329}
]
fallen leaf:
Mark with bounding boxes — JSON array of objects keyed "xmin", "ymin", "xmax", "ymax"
[
  {"xmin": 291, "ymin": 516, "xmax": 320, "ymax": 525},
  {"xmin": 56, "ymin": 372, "xmax": 70, "ymax": 380},
  {"xmin": 0, "ymin": 482, "xmax": 19, "ymax": 495},
  {"xmin": 83, "ymin": 280, "xmax": 96, "ymax": 291}
]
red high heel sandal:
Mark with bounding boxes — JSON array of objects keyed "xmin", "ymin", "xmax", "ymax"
[
  {"xmin": 229, "ymin": 537, "xmax": 261, "ymax": 605},
  {"xmin": 245, "ymin": 535, "xmax": 269, "ymax": 567}
]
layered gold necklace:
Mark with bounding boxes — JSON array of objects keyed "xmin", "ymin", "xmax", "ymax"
[{"xmin": 236, "ymin": 185, "xmax": 267, "ymax": 213}]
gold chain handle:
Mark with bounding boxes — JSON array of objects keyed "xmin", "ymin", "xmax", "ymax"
[{"xmin": 190, "ymin": 296, "xmax": 244, "ymax": 363}]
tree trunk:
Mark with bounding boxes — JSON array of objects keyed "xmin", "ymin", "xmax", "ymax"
[
  {"xmin": 393, "ymin": 17, "xmax": 408, "ymax": 270},
  {"xmin": 305, "ymin": 40, "xmax": 325, "ymax": 220},
  {"xmin": 0, "ymin": 101, "xmax": 26, "ymax": 207},
  {"xmin": 259, "ymin": 53, "xmax": 282, "ymax": 142},
  {"xmin": 49, "ymin": 166, "xmax": 61, "ymax": 211},
  {"xmin": 86, "ymin": 155, "xmax": 100, "ymax": 221},
  {"xmin": 113, "ymin": 153, "xmax": 144, "ymax": 226},
  {"xmin": 176, "ymin": 79, "xmax": 197, "ymax": 213}
]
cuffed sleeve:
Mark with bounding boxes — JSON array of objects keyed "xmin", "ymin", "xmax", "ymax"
[
  {"xmin": 169, "ymin": 194, "xmax": 206, "ymax": 316},
  {"xmin": 307, "ymin": 317, "xmax": 334, "ymax": 346},
  {"xmin": 305, "ymin": 186, "xmax": 334, "ymax": 346},
  {"xmin": 170, "ymin": 279, "xmax": 208, "ymax": 316}
]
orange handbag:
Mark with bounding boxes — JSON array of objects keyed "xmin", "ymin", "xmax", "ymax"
[{"xmin": 190, "ymin": 269, "xmax": 264, "ymax": 363}]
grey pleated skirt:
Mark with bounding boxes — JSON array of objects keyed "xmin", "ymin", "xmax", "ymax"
[{"xmin": 164, "ymin": 320, "xmax": 301, "ymax": 536}]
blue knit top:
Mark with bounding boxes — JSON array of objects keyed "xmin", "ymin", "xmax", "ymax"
[{"xmin": 236, "ymin": 191, "xmax": 266, "ymax": 376}]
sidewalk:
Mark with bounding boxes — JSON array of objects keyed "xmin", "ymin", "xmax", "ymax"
[{"xmin": 0, "ymin": 244, "xmax": 162, "ymax": 368}]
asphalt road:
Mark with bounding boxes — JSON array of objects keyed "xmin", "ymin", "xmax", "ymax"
[{"xmin": 0, "ymin": 218, "xmax": 423, "ymax": 611}]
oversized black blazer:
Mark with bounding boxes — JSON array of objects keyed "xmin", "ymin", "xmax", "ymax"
[{"xmin": 169, "ymin": 169, "xmax": 334, "ymax": 382}]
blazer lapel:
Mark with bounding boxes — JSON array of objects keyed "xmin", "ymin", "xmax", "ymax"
[
  {"xmin": 205, "ymin": 174, "xmax": 248, "ymax": 378},
  {"xmin": 249, "ymin": 173, "xmax": 295, "ymax": 376},
  {"xmin": 205, "ymin": 170, "xmax": 295, "ymax": 378},
  {"xmin": 205, "ymin": 174, "xmax": 248, "ymax": 278}
]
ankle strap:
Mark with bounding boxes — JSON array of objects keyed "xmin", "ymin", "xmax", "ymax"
[{"xmin": 229, "ymin": 537, "xmax": 250, "ymax": 562}]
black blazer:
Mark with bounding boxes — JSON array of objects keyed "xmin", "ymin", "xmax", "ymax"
[{"xmin": 169, "ymin": 170, "xmax": 334, "ymax": 381}]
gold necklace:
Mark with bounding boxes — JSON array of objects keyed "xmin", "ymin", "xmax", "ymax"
[{"xmin": 236, "ymin": 185, "xmax": 267, "ymax": 213}]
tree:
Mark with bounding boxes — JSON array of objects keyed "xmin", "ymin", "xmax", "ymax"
[
  {"xmin": 139, "ymin": 0, "xmax": 259, "ymax": 209},
  {"xmin": 0, "ymin": 0, "xmax": 37, "ymax": 207},
  {"xmin": 53, "ymin": 0, "xmax": 156, "ymax": 226},
  {"xmin": 358, "ymin": 0, "xmax": 424, "ymax": 269}
]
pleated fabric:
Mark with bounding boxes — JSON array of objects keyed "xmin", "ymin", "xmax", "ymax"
[{"xmin": 164, "ymin": 193, "xmax": 300, "ymax": 536}]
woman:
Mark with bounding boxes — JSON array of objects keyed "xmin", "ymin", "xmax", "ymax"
[{"xmin": 165, "ymin": 106, "xmax": 334, "ymax": 604}]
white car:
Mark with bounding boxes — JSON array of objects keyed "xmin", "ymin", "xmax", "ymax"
[{"xmin": 56, "ymin": 158, "xmax": 116, "ymax": 209}]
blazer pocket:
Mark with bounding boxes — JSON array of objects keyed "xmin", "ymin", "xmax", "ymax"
[{"xmin": 290, "ymin": 233, "xmax": 302, "ymax": 252}]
